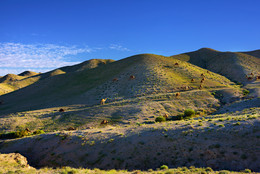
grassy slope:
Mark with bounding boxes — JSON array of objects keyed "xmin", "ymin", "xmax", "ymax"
[
  {"xmin": 0, "ymin": 54, "xmax": 242, "ymax": 131},
  {"xmin": 0, "ymin": 108, "xmax": 259, "ymax": 172}
]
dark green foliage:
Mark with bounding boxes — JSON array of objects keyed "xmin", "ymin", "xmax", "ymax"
[
  {"xmin": 0, "ymin": 130, "xmax": 29, "ymax": 139},
  {"xmin": 33, "ymin": 130, "xmax": 45, "ymax": 135},
  {"xmin": 184, "ymin": 109, "xmax": 195, "ymax": 118},
  {"xmin": 0, "ymin": 129, "xmax": 45, "ymax": 139},
  {"xmin": 172, "ymin": 114, "xmax": 184, "ymax": 120},
  {"xmin": 155, "ymin": 116, "xmax": 166, "ymax": 122},
  {"xmin": 243, "ymin": 89, "xmax": 249, "ymax": 95}
]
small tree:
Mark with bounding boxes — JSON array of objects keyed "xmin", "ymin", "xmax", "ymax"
[{"xmin": 155, "ymin": 116, "xmax": 166, "ymax": 122}]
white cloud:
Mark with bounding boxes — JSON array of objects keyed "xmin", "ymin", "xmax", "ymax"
[
  {"xmin": 109, "ymin": 44, "xmax": 130, "ymax": 51},
  {"xmin": 0, "ymin": 42, "xmax": 131, "ymax": 76},
  {"xmin": 0, "ymin": 42, "xmax": 92, "ymax": 75}
]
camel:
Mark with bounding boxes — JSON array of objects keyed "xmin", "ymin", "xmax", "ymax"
[
  {"xmin": 191, "ymin": 78, "xmax": 195, "ymax": 82},
  {"xmin": 199, "ymin": 84, "xmax": 203, "ymax": 89},
  {"xmin": 163, "ymin": 114, "xmax": 169, "ymax": 119},
  {"xmin": 129, "ymin": 75, "xmax": 135, "ymax": 80},
  {"xmin": 113, "ymin": 78, "xmax": 119, "ymax": 82},
  {"xmin": 201, "ymin": 73, "xmax": 205, "ymax": 77},
  {"xmin": 175, "ymin": 92, "xmax": 180, "ymax": 97},
  {"xmin": 25, "ymin": 128, "xmax": 31, "ymax": 133},
  {"xmin": 175, "ymin": 63, "xmax": 179, "ymax": 66},
  {"xmin": 59, "ymin": 108, "xmax": 65, "ymax": 112},
  {"xmin": 101, "ymin": 120, "xmax": 109, "ymax": 125},
  {"xmin": 100, "ymin": 98, "xmax": 107, "ymax": 105},
  {"xmin": 201, "ymin": 79, "xmax": 204, "ymax": 83},
  {"xmin": 207, "ymin": 70, "xmax": 210, "ymax": 73}
]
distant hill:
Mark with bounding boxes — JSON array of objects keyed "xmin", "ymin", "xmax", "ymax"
[
  {"xmin": 242, "ymin": 49, "xmax": 260, "ymax": 58},
  {"xmin": 0, "ymin": 59, "xmax": 115, "ymax": 95},
  {"xmin": 18, "ymin": 71, "xmax": 39, "ymax": 77},
  {"xmin": 172, "ymin": 48, "xmax": 260, "ymax": 84}
]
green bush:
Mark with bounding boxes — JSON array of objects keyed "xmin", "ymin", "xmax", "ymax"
[
  {"xmin": 160, "ymin": 165, "xmax": 168, "ymax": 170},
  {"xmin": 241, "ymin": 169, "xmax": 251, "ymax": 173},
  {"xmin": 33, "ymin": 130, "xmax": 45, "ymax": 135},
  {"xmin": 155, "ymin": 116, "xmax": 166, "ymax": 122},
  {"xmin": 14, "ymin": 130, "xmax": 30, "ymax": 138},
  {"xmin": 184, "ymin": 109, "xmax": 195, "ymax": 118},
  {"xmin": 172, "ymin": 114, "xmax": 184, "ymax": 120}
]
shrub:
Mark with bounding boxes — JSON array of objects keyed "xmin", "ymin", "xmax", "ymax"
[
  {"xmin": 155, "ymin": 116, "xmax": 166, "ymax": 122},
  {"xmin": 243, "ymin": 89, "xmax": 249, "ymax": 96},
  {"xmin": 241, "ymin": 169, "xmax": 251, "ymax": 173},
  {"xmin": 14, "ymin": 130, "xmax": 30, "ymax": 138},
  {"xmin": 172, "ymin": 114, "xmax": 184, "ymax": 120},
  {"xmin": 184, "ymin": 109, "xmax": 195, "ymax": 118},
  {"xmin": 160, "ymin": 165, "xmax": 168, "ymax": 170},
  {"xmin": 33, "ymin": 130, "xmax": 45, "ymax": 135}
]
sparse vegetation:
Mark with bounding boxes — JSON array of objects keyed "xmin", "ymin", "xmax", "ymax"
[
  {"xmin": 0, "ymin": 50, "xmax": 259, "ymax": 173},
  {"xmin": 242, "ymin": 89, "xmax": 249, "ymax": 96}
]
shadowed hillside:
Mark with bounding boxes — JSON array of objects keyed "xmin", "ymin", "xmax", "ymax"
[
  {"xmin": 242, "ymin": 49, "xmax": 260, "ymax": 58},
  {"xmin": 0, "ymin": 59, "xmax": 114, "ymax": 96}
]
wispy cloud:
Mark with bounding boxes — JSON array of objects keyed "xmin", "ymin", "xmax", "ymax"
[
  {"xmin": 0, "ymin": 42, "xmax": 91, "ymax": 75},
  {"xmin": 109, "ymin": 44, "xmax": 130, "ymax": 51},
  {"xmin": 0, "ymin": 42, "xmax": 131, "ymax": 76}
]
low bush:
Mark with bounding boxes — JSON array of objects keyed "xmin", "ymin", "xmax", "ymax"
[
  {"xmin": 243, "ymin": 89, "xmax": 249, "ymax": 96},
  {"xmin": 155, "ymin": 116, "xmax": 166, "ymax": 122},
  {"xmin": 184, "ymin": 109, "xmax": 195, "ymax": 118},
  {"xmin": 33, "ymin": 130, "xmax": 45, "ymax": 135}
]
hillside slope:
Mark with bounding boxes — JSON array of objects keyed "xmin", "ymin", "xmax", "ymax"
[
  {"xmin": 172, "ymin": 48, "xmax": 260, "ymax": 84},
  {"xmin": 0, "ymin": 54, "xmax": 244, "ymax": 131}
]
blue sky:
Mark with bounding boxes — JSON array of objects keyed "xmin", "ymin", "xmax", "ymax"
[{"xmin": 0, "ymin": 0, "xmax": 260, "ymax": 75}]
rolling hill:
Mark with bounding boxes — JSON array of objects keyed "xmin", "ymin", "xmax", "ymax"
[
  {"xmin": 0, "ymin": 48, "xmax": 259, "ymax": 173},
  {"xmin": 172, "ymin": 48, "xmax": 260, "ymax": 84}
]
